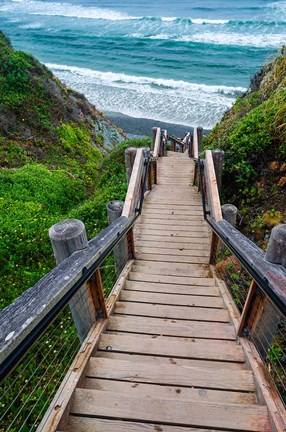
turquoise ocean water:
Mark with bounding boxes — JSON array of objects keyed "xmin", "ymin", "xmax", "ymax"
[{"xmin": 0, "ymin": 0, "xmax": 285, "ymax": 128}]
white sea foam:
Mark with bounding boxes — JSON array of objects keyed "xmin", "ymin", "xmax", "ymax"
[
  {"xmin": 45, "ymin": 63, "xmax": 246, "ymax": 95},
  {"xmin": 0, "ymin": 0, "xmax": 140, "ymax": 20},
  {"xmin": 191, "ymin": 18, "xmax": 229, "ymax": 25},
  {"xmin": 130, "ymin": 31, "xmax": 285, "ymax": 48}
]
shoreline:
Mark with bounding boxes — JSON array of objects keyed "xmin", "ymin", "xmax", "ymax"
[{"xmin": 105, "ymin": 111, "xmax": 209, "ymax": 138}]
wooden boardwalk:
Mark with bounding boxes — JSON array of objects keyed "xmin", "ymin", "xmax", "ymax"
[{"xmin": 66, "ymin": 152, "xmax": 271, "ymax": 432}]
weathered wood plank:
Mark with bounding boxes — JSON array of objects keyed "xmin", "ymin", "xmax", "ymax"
[
  {"xmin": 84, "ymin": 378, "xmax": 256, "ymax": 404},
  {"xmin": 140, "ymin": 216, "xmax": 204, "ymax": 223},
  {"xmin": 131, "ymin": 264, "xmax": 210, "ymax": 277},
  {"xmin": 204, "ymin": 150, "xmax": 223, "ymax": 222},
  {"xmin": 134, "ymin": 229, "xmax": 209, "ymax": 239},
  {"xmin": 135, "ymin": 234, "xmax": 210, "ymax": 244},
  {"xmin": 133, "ymin": 260, "xmax": 208, "ymax": 270},
  {"xmin": 135, "ymin": 254, "xmax": 209, "ymax": 264},
  {"xmin": 135, "ymin": 247, "xmax": 210, "ymax": 258},
  {"xmin": 128, "ymin": 271, "xmax": 214, "ymax": 286},
  {"xmin": 86, "ymin": 357, "xmax": 253, "ymax": 390},
  {"xmin": 114, "ymin": 302, "xmax": 229, "ymax": 322},
  {"xmin": 142, "ymin": 208, "xmax": 203, "ymax": 215},
  {"xmin": 98, "ymin": 333, "xmax": 244, "ymax": 362},
  {"xmin": 70, "ymin": 389, "xmax": 270, "ymax": 431},
  {"xmin": 67, "ymin": 417, "xmax": 229, "ymax": 432},
  {"xmin": 136, "ymin": 223, "xmax": 208, "ymax": 232},
  {"xmin": 124, "ymin": 280, "xmax": 220, "ymax": 296},
  {"xmin": 107, "ymin": 315, "xmax": 235, "ymax": 340},
  {"xmin": 120, "ymin": 290, "xmax": 224, "ymax": 309},
  {"xmin": 97, "ymin": 351, "xmax": 248, "ymax": 370},
  {"xmin": 135, "ymin": 240, "xmax": 209, "ymax": 250},
  {"xmin": 122, "ymin": 149, "xmax": 144, "ymax": 218}
]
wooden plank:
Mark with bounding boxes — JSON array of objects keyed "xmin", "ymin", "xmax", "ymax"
[
  {"xmin": 107, "ymin": 315, "xmax": 235, "ymax": 340},
  {"xmin": 98, "ymin": 333, "xmax": 244, "ymax": 362},
  {"xmin": 122, "ymin": 148, "xmax": 144, "ymax": 218},
  {"xmin": 139, "ymin": 219, "xmax": 205, "ymax": 227},
  {"xmin": 135, "ymin": 253, "xmax": 209, "ymax": 264},
  {"xmin": 140, "ymin": 214, "xmax": 203, "ymax": 222},
  {"xmin": 114, "ymin": 302, "xmax": 229, "ymax": 322},
  {"xmin": 132, "ymin": 260, "xmax": 208, "ymax": 271},
  {"xmin": 135, "ymin": 240, "xmax": 208, "ymax": 250},
  {"xmin": 144, "ymin": 203, "xmax": 202, "ymax": 210},
  {"xmin": 97, "ymin": 351, "xmax": 248, "ymax": 370},
  {"xmin": 71, "ymin": 389, "xmax": 270, "ymax": 431},
  {"xmin": 137, "ymin": 223, "xmax": 207, "ymax": 232},
  {"xmin": 124, "ymin": 280, "xmax": 220, "ymax": 297},
  {"xmin": 120, "ymin": 291, "xmax": 224, "ymax": 309},
  {"xmin": 142, "ymin": 209, "xmax": 203, "ymax": 215},
  {"xmin": 67, "ymin": 417, "xmax": 229, "ymax": 432},
  {"xmin": 135, "ymin": 247, "xmax": 210, "ymax": 258},
  {"xmin": 86, "ymin": 357, "xmax": 253, "ymax": 390},
  {"xmin": 204, "ymin": 151, "xmax": 223, "ymax": 222},
  {"xmin": 128, "ymin": 271, "xmax": 215, "ymax": 286},
  {"xmin": 135, "ymin": 234, "xmax": 210, "ymax": 244},
  {"xmin": 135, "ymin": 229, "xmax": 209, "ymax": 239},
  {"xmin": 84, "ymin": 378, "xmax": 256, "ymax": 404},
  {"xmin": 131, "ymin": 264, "xmax": 210, "ymax": 277},
  {"xmin": 193, "ymin": 127, "xmax": 199, "ymax": 159}
]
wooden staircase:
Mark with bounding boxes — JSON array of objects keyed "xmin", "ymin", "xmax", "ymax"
[{"xmin": 65, "ymin": 151, "xmax": 271, "ymax": 431}]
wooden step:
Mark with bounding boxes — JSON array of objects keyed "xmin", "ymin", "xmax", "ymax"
[
  {"xmin": 135, "ymin": 234, "xmax": 210, "ymax": 244},
  {"xmin": 120, "ymin": 290, "xmax": 224, "ymax": 309},
  {"xmin": 137, "ymin": 223, "xmax": 208, "ymax": 233},
  {"xmin": 135, "ymin": 228, "xmax": 209, "ymax": 238},
  {"xmin": 135, "ymin": 240, "xmax": 208, "ymax": 250},
  {"xmin": 67, "ymin": 417, "xmax": 229, "ymax": 432},
  {"xmin": 124, "ymin": 280, "xmax": 220, "ymax": 296},
  {"xmin": 133, "ymin": 260, "xmax": 209, "ymax": 270},
  {"xmin": 70, "ymin": 389, "xmax": 270, "ymax": 431},
  {"xmin": 128, "ymin": 271, "xmax": 214, "ymax": 286},
  {"xmin": 98, "ymin": 333, "xmax": 244, "ymax": 362},
  {"xmin": 107, "ymin": 315, "xmax": 235, "ymax": 340},
  {"xmin": 114, "ymin": 302, "xmax": 229, "ymax": 322},
  {"xmin": 84, "ymin": 378, "xmax": 257, "ymax": 404},
  {"xmin": 139, "ymin": 217, "xmax": 205, "ymax": 225},
  {"xmin": 135, "ymin": 253, "xmax": 209, "ymax": 264},
  {"xmin": 86, "ymin": 357, "xmax": 253, "ymax": 391},
  {"xmin": 135, "ymin": 247, "xmax": 210, "ymax": 258},
  {"xmin": 131, "ymin": 264, "xmax": 211, "ymax": 277}
]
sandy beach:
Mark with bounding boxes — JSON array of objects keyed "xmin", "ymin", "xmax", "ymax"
[{"xmin": 106, "ymin": 111, "xmax": 197, "ymax": 138}]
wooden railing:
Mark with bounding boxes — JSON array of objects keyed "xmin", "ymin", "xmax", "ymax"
[{"xmin": 193, "ymin": 126, "xmax": 286, "ymax": 428}]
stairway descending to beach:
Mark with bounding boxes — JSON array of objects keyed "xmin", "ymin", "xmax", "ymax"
[{"xmin": 65, "ymin": 151, "xmax": 271, "ymax": 432}]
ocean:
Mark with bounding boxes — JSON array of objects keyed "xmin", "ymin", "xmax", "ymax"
[{"xmin": 0, "ymin": 0, "xmax": 285, "ymax": 129}]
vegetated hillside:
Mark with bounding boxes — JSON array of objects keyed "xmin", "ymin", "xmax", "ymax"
[
  {"xmin": 204, "ymin": 46, "xmax": 286, "ymax": 246},
  {"xmin": 0, "ymin": 31, "xmax": 151, "ymax": 308}
]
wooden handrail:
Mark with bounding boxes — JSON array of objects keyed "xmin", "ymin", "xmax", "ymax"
[
  {"xmin": 0, "ymin": 216, "xmax": 133, "ymax": 375},
  {"xmin": 204, "ymin": 150, "xmax": 223, "ymax": 222},
  {"xmin": 153, "ymin": 127, "xmax": 161, "ymax": 158},
  {"xmin": 122, "ymin": 148, "xmax": 144, "ymax": 218}
]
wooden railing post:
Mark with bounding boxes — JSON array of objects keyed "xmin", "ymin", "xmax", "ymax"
[
  {"xmin": 212, "ymin": 149, "xmax": 225, "ymax": 193},
  {"xmin": 107, "ymin": 200, "xmax": 129, "ymax": 275},
  {"xmin": 197, "ymin": 126, "xmax": 203, "ymax": 153},
  {"xmin": 125, "ymin": 147, "xmax": 137, "ymax": 185},
  {"xmin": 221, "ymin": 204, "xmax": 237, "ymax": 227},
  {"xmin": 152, "ymin": 127, "xmax": 157, "ymax": 151},
  {"xmin": 265, "ymin": 224, "xmax": 286, "ymax": 266},
  {"xmin": 49, "ymin": 219, "xmax": 97, "ymax": 343}
]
